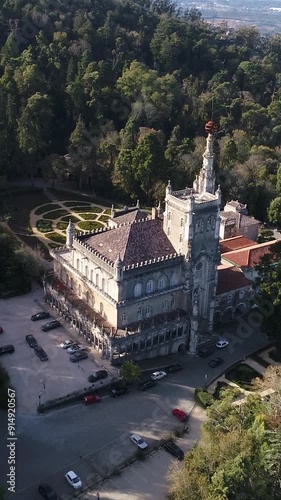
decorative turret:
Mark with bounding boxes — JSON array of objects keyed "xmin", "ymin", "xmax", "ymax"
[
  {"xmin": 111, "ymin": 204, "xmax": 115, "ymax": 218},
  {"xmin": 166, "ymin": 180, "xmax": 172, "ymax": 197},
  {"xmin": 66, "ymin": 219, "xmax": 75, "ymax": 248},
  {"xmin": 193, "ymin": 120, "xmax": 217, "ymax": 196},
  {"xmin": 114, "ymin": 254, "xmax": 123, "ymax": 283}
]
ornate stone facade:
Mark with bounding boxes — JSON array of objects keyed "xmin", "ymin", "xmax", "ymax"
[{"xmin": 46, "ymin": 121, "xmax": 253, "ymax": 363}]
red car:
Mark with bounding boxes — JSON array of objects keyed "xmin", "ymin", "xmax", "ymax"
[
  {"xmin": 0, "ymin": 327, "xmax": 3, "ymax": 334},
  {"xmin": 83, "ymin": 395, "xmax": 101, "ymax": 405},
  {"xmin": 172, "ymin": 408, "xmax": 188, "ymax": 422}
]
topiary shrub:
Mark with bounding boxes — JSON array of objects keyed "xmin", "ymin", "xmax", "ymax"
[
  {"xmin": 45, "ymin": 232, "xmax": 66, "ymax": 244},
  {"xmin": 35, "ymin": 203, "xmax": 61, "ymax": 215},
  {"xmin": 61, "ymin": 215, "xmax": 80, "ymax": 222},
  {"xmin": 43, "ymin": 209, "xmax": 69, "ymax": 220},
  {"xmin": 78, "ymin": 213, "xmax": 97, "ymax": 220},
  {"xmin": 56, "ymin": 221, "xmax": 68, "ymax": 230},
  {"xmin": 36, "ymin": 219, "xmax": 53, "ymax": 232},
  {"xmin": 77, "ymin": 221, "xmax": 104, "ymax": 231},
  {"xmin": 194, "ymin": 387, "xmax": 214, "ymax": 408}
]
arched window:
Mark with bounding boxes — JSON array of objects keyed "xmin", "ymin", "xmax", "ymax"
[
  {"xmin": 76, "ymin": 259, "xmax": 80, "ymax": 272},
  {"xmin": 102, "ymin": 278, "xmax": 105, "ymax": 292},
  {"xmin": 85, "ymin": 265, "xmax": 88, "ymax": 278},
  {"xmin": 146, "ymin": 280, "xmax": 154, "ymax": 294},
  {"xmin": 78, "ymin": 284, "xmax": 81, "ymax": 297},
  {"xmin": 134, "ymin": 283, "xmax": 142, "ymax": 298},
  {"xmin": 180, "ymin": 218, "xmax": 184, "ymax": 227},
  {"xmin": 90, "ymin": 269, "xmax": 93, "ymax": 282},
  {"xmin": 96, "ymin": 274, "xmax": 99, "ymax": 287},
  {"xmin": 158, "ymin": 276, "xmax": 165, "ymax": 290},
  {"xmin": 137, "ymin": 308, "xmax": 142, "ymax": 321},
  {"xmin": 121, "ymin": 312, "xmax": 127, "ymax": 325}
]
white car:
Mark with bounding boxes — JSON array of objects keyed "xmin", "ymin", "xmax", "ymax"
[
  {"xmin": 60, "ymin": 340, "xmax": 76, "ymax": 349},
  {"xmin": 65, "ymin": 470, "xmax": 82, "ymax": 489},
  {"xmin": 67, "ymin": 345, "xmax": 84, "ymax": 355},
  {"xmin": 151, "ymin": 371, "xmax": 167, "ymax": 381},
  {"xmin": 216, "ymin": 340, "xmax": 229, "ymax": 349},
  {"xmin": 130, "ymin": 434, "xmax": 148, "ymax": 450}
]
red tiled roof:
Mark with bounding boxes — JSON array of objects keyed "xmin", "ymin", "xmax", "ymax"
[
  {"xmin": 112, "ymin": 208, "xmax": 148, "ymax": 225},
  {"xmin": 220, "ymin": 236, "xmax": 256, "ymax": 254},
  {"xmin": 217, "ymin": 266, "xmax": 252, "ymax": 294},
  {"xmin": 81, "ymin": 218, "xmax": 177, "ymax": 266},
  {"xmin": 221, "ymin": 240, "xmax": 277, "ymax": 268}
]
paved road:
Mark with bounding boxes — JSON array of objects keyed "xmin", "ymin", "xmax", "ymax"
[{"xmin": 0, "ymin": 304, "xmax": 269, "ymax": 500}]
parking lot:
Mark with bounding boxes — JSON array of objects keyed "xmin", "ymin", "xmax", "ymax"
[{"xmin": 0, "ymin": 286, "xmax": 111, "ymax": 414}]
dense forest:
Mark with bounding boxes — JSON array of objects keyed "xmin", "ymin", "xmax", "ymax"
[{"xmin": 2, "ymin": 0, "xmax": 281, "ymax": 219}]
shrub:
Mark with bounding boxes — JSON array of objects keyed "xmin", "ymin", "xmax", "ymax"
[
  {"xmin": 77, "ymin": 221, "xmax": 103, "ymax": 231},
  {"xmin": 36, "ymin": 219, "xmax": 53, "ymax": 232},
  {"xmin": 56, "ymin": 221, "xmax": 68, "ymax": 230},
  {"xmin": 45, "ymin": 232, "xmax": 66, "ymax": 244},
  {"xmin": 34, "ymin": 203, "xmax": 61, "ymax": 215},
  {"xmin": 194, "ymin": 388, "xmax": 214, "ymax": 408},
  {"xmin": 43, "ymin": 209, "xmax": 69, "ymax": 220},
  {"xmin": 98, "ymin": 214, "xmax": 110, "ymax": 222},
  {"xmin": 63, "ymin": 201, "xmax": 91, "ymax": 207},
  {"xmin": 78, "ymin": 213, "xmax": 97, "ymax": 220},
  {"xmin": 61, "ymin": 215, "xmax": 79, "ymax": 222},
  {"xmin": 225, "ymin": 364, "xmax": 262, "ymax": 389},
  {"xmin": 73, "ymin": 206, "xmax": 103, "ymax": 213}
]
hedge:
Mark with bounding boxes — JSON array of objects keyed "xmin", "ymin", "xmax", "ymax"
[
  {"xmin": 43, "ymin": 209, "xmax": 69, "ymax": 220},
  {"xmin": 78, "ymin": 213, "xmax": 98, "ymax": 220},
  {"xmin": 104, "ymin": 208, "xmax": 112, "ymax": 215},
  {"xmin": 45, "ymin": 232, "xmax": 66, "ymax": 244},
  {"xmin": 63, "ymin": 201, "xmax": 91, "ymax": 207},
  {"xmin": 36, "ymin": 219, "xmax": 53, "ymax": 232},
  {"xmin": 194, "ymin": 388, "xmax": 214, "ymax": 408},
  {"xmin": 77, "ymin": 221, "xmax": 104, "ymax": 231},
  {"xmin": 61, "ymin": 215, "xmax": 80, "ymax": 222},
  {"xmin": 73, "ymin": 206, "xmax": 103, "ymax": 213},
  {"xmin": 34, "ymin": 203, "xmax": 61, "ymax": 215},
  {"xmin": 56, "ymin": 221, "xmax": 68, "ymax": 230},
  {"xmin": 98, "ymin": 214, "xmax": 110, "ymax": 222}
]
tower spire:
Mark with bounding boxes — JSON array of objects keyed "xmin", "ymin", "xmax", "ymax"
[{"xmin": 193, "ymin": 120, "xmax": 217, "ymax": 196}]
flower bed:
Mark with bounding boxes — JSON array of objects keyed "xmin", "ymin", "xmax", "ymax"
[
  {"xmin": 56, "ymin": 221, "xmax": 68, "ymax": 230},
  {"xmin": 77, "ymin": 221, "xmax": 104, "ymax": 231},
  {"xmin": 74, "ymin": 206, "xmax": 103, "ymax": 213},
  {"xmin": 43, "ymin": 209, "xmax": 69, "ymax": 220},
  {"xmin": 78, "ymin": 213, "xmax": 97, "ymax": 220},
  {"xmin": 98, "ymin": 214, "xmax": 110, "ymax": 222},
  {"xmin": 104, "ymin": 208, "xmax": 112, "ymax": 215},
  {"xmin": 34, "ymin": 203, "xmax": 61, "ymax": 215},
  {"xmin": 225, "ymin": 363, "xmax": 262, "ymax": 390},
  {"xmin": 36, "ymin": 219, "xmax": 53, "ymax": 233},
  {"xmin": 61, "ymin": 215, "xmax": 80, "ymax": 223},
  {"xmin": 45, "ymin": 232, "xmax": 66, "ymax": 244}
]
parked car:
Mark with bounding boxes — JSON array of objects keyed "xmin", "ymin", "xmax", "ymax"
[
  {"xmin": 87, "ymin": 370, "xmax": 108, "ymax": 383},
  {"xmin": 216, "ymin": 340, "xmax": 229, "ymax": 349},
  {"xmin": 139, "ymin": 379, "xmax": 156, "ymax": 391},
  {"xmin": 34, "ymin": 346, "xmax": 48, "ymax": 361},
  {"xmin": 41, "ymin": 320, "xmax": 61, "ymax": 332},
  {"xmin": 151, "ymin": 371, "xmax": 167, "ymax": 381},
  {"xmin": 31, "ymin": 312, "xmax": 50, "ymax": 321},
  {"xmin": 172, "ymin": 408, "xmax": 188, "ymax": 422},
  {"xmin": 166, "ymin": 364, "xmax": 182, "ymax": 374},
  {"xmin": 0, "ymin": 326, "xmax": 3, "ymax": 333},
  {"xmin": 130, "ymin": 434, "xmax": 148, "ymax": 450},
  {"xmin": 38, "ymin": 482, "xmax": 58, "ymax": 499},
  {"xmin": 110, "ymin": 387, "xmax": 128, "ymax": 398},
  {"xmin": 83, "ymin": 395, "xmax": 101, "ymax": 405},
  {"xmin": 70, "ymin": 351, "xmax": 88, "ymax": 362},
  {"xmin": 25, "ymin": 334, "xmax": 38, "ymax": 348},
  {"xmin": 64, "ymin": 470, "xmax": 82, "ymax": 489},
  {"xmin": 198, "ymin": 347, "xmax": 214, "ymax": 358},
  {"xmin": 60, "ymin": 340, "xmax": 77, "ymax": 349},
  {"xmin": 67, "ymin": 344, "xmax": 85, "ymax": 355},
  {"xmin": 163, "ymin": 441, "xmax": 184, "ymax": 460},
  {"xmin": 209, "ymin": 357, "xmax": 224, "ymax": 368},
  {"xmin": 0, "ymin": 345, "xmax": 15, "ymax": 355}
]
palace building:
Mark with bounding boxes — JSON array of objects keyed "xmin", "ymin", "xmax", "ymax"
[{"xmin": 45, "ymin": 122, "xmax": 255, "ymax": 363}]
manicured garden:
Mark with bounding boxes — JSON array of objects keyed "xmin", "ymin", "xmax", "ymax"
[
  {"xmin": 34, "ymin": 203, "xmax": 61, "ymax": 215},
  {"xmin": 77, "ymin": 221, "xmax": 104, "ymax": 231},
  {"xmin": 225, "ymin": 363, "xmax": 262, "ymax": 390},
  {"xmin": 43, "ymin": 209, "xmax": 70, "ymax": 219},
  {"xmin": 36, "ymin": 219, "xmax": 53, "ymax": 232}
]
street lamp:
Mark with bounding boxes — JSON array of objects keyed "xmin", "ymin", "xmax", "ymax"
[{"xmin": 204, "ymin": 374, "xmax": 208, "ymax": 388}]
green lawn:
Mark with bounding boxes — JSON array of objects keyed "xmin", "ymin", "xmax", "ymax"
[{"xmin": 36, "ymin": 219, "xmax": 53, "ymax": 233}]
